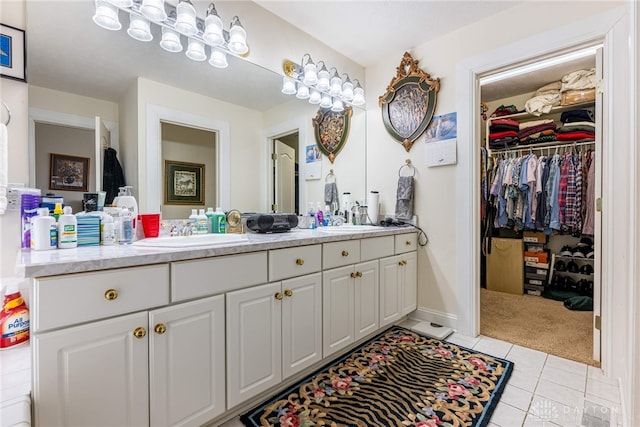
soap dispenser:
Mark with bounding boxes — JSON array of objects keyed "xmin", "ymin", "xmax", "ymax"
[{"xmin": 116, "ymin": 186, "xmax": 138, "ymax": 229}]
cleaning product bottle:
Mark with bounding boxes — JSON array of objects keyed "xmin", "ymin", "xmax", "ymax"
[
  {"xmin": 52, "ymin": 202, "xmax": 64, "ymax": 222},
  {"xmin": 205, "ymin": 207, "xmax": 215, "ymax": 233},
  {"xmin": 0, "ymin": 283, "xmax": 30, "ymax": 349},
  {"xmin": 31, "ymin": 208, "xmax": 57, "ymax": 251},
  {"xmin": 197, "ymin": 209, "xmax": 208, "ymax": 234},
  {"xmin": 213, "ymin": 207, "xmax": 226, "ymax": 234},
  {"xmin": 119, "ymin": 207, "xmax": 134, "ymax": 244},
  {"xmin": 102, "ymin": 215, "xmax": 116, "ymax": 246},
  {"xmin": 324, "ymin": 205, "xmax": 332, "ymax": 226},
  {"xmin": 308, "ymin": 202, "xmax": 316, "ymax": 229},
  {"xmin": 316, "ymin": 202, "xmax": 324, "ymax": 227},
  {"xmin": 58, "ymin": 206, "xmax": 78, "ymax": 249},
  {"xmin": 116, "ymin": 186, "xmax": 138, "ymax": 231}
]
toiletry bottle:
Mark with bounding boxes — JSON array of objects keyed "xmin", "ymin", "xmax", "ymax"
[
  {"xmin": 308, "ymin": 203, "xmax": 316, "ymax": 229},
  {"xmin": 53, "ymin": 202, "xmax": 64, "ymax": 221},
  {"xmin": 214, "ymin": 207, "xmax": 226, "ymax": 234},
  {"xmin": 115, "ymin": 186, "xmax": 138, "ymax": 230},
  {"xmin": 324, "ymin": 205, "xmax": 332, "ymax": 226},
  {"xmin": 0, "ymin": 284, "xmax": 30, "ymax": 349},
  {"xmin": 57, "ymin": 206, "xmax": 78, "ymax": 249},
  {"xmin": 205, "ymin": 207, "xmax": 215, "ymax": 233},
  {"xmin": 102, "ymin": 215, "xmax": 116, "ymax": 246},
  {"xmin": 197, "ymin": 209, "xmax": 208, "ymax": 234},
  {"xmin": 119, "ymin": 207, "xmax": 134, "ymax": 244},
  {"xmin": 316, "ymin": 202, "xmax": 324, "ymax": 227},
  {"xmin": 31, "ymin": 208, "xmax": 57, "ymax": 251}
]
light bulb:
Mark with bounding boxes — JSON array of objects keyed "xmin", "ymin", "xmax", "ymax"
[
  {"xmin": 228, "ymin": 16, "xmax": 248, "ymax": 54},
  {"xmin": 320, "ymin": 94, "xmax": 332, "ymax": 109},
  {"xmin": 160, "ymin": 27, "xmax": 183, "ymax": 52},
  {"xmin": 140, "ymin": 0, "xmax": 167, "ymax": 21},
  {"xmin": 185, "ymin": 39, "xmax": 207, "ymax": 61},
  {"xmin": 282, "ymin": 77, "xmax": 297, "ymax": 95},
  {"xmin": 302, "ymin": 58, "xmax": 317, "ymax": 86},
  {"xmin": 331, "ymin": 98, "xmax": 344, "ymax": 112},
  {"xmin": 127, "ymin": 14, "xmax": 153, "ymax": 42},
  {"xmin": 342, "ymin": 77, "xmax": 354, "ymax": 102},
  {"xmin": 93, "ymin": 0, "xmax": 121, "ymax": 31},
  {"xmin": 175, "ymin": 0, "xmax": 198, "ymax": 36},
  {"xmin": 309, "ymin": 89, "xmax": 321, "ymax": 104},
  {"xmin": 296, "ymin": 84, "xmax": 310, "ymax": 100},
  {"xmin": 316, "ymin": 65, "xmax": 330, "ymax": 91},
  {"xmin": 329, "ymin": 74, "xmax": 342, "ymax": 97},
  {"xmin": 203, "ymin": 4, "xmax": 224, "ymax": 46},
  {"xmin": 209, "ymin": 48, "xmax": 228, "ymax": 68},
  {"xmin": 352, "ymin": 84, "xmax": 365, "ymax": 106}
]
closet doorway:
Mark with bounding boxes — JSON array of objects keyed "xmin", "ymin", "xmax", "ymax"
[{"xmin": 478, "ymin": 45, "xmax": 602, "ymax": 367}]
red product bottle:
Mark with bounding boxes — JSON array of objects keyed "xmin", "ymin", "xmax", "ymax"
[{"xmin": 0, "ymin": 288, "xmax": 30, "ymax": 349}]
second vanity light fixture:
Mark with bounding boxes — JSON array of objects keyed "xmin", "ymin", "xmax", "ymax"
[
  {"xmin": 282, "ymin": 54, "xmax": 365, "ymax": 112},
  {"xmin": 92, "ymin": 0, "xmax": 249, "ymax": 69}
]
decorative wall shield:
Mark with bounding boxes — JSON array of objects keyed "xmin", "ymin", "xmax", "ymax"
[
  {"xmin": 312, "ymin": 106, "xmax": 352, "ymax": 163},
  {"xmin": 379, "ymin": 52, "xmax": 440, "ymax": 152}
]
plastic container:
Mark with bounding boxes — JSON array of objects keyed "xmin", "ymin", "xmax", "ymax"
[
  {"xmin": 316, "ymin": 202, "xmax": 324, "ymax": 228},
  {"xmin": 57, "ymin": 206, "xmax": 78, "ymax": 249},
  {"xmin": 139, "ymin": 213, "xmax": 160, "ymax": 238},
  {"xmin": 1, "ymin": 284, "xmax": 30, "ymax": 350},
  {"xmin": 52, "ymin": 202, "xmax": 64, "ymax": 221},
  {"xmin": 102, "ymin": 215, "xmax": 116, "ymax": 245},
  {"xmin": 367, "ymin": 190, "xmax": 379, "ymax": 225},
  {"xmin": 21, "ymin": 193, "xmax": 41, "ymax": 249},
  {"xmin": 115, "ymin": 186, "xmax": 138, "ymax": 229},
  {"xmin": 213, "ymin": 207, "xmax": 226, "ymax": 234},
  {"xmin": 31, "ymin": 208, "xmax": 57, "ymax": 251},
  {"xmin": 205, "ymin": 208, "xmax": 215, "ymax": 233},
  {"xmin": 118, "ymin": 208, "xmax": 134, "ymax": 245},
  {"xmin": 197, "ymin": 209, "xmax": 208, "ymax": 234}
]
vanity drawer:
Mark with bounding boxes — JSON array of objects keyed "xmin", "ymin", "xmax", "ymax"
[
  {"xmin": 395, "ymin": 233, "xmax": 418, "ymax": 254},
  {"xmin": 360, "ymin": 236, "xmax": 394, "ymax": 261},
  {"xmin": 172, "ymin": 252, "xmax": 267, "ymax": 301},
  {"xmin": 33, "ymin": 264, "xmax": 169, "ymax": 332},
  {"xmin": 269, "ymin": 244, "xmax": 321, "ymax": 281},
  {"xmin": 323, "ymin": 240, "xmax": 361, "ymax": 269}
]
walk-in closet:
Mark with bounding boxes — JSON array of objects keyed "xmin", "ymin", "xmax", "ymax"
[{"xmin": 478, "ymin": 45, "xmax": 601, "ymax": 366}]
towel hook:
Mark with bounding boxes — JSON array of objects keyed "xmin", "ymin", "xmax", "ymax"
[
  {"xmin": 1, "ymin": 100, "xmax": 10, "ymax": 126},
  {"xmin": 325, "ymin": 169, "xmax": 336, "ymax": 183},
  {"xmin": 398, "ymin": 159, "xmax": 416, "ymax": 177}
]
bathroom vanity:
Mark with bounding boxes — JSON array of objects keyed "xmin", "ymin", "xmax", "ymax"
[{"xmin": 17, "ymin": 227, "xmax": 418, "ymax": 426}]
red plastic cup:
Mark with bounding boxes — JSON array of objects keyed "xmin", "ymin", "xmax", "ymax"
[{"xmin": 139, "ymin": 213, "xmax": 161, "ymax": 238}]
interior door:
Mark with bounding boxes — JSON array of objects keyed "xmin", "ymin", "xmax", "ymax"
[
  {"xmin": 95, "ymin": 116, "xmax": 111, "ymax": 192},
  {"xmin": 592, "ymin": 47, "xmax": 603, "ymax": 362},
  {"xmin": 273, "ymin": 140, "xmax": 295, "ymax": 213}
]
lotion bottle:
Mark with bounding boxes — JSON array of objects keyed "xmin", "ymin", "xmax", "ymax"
[
  {"xmin": 31, "ymin": 208, "xmax": 57, "ymax": 251},
  {"xmin": 57, "ymin": 206, "xmax": 78, "ymax": 249},
  {"xmin": 116, "ymin": 186, "xmax": 138, "ymax": 230}
]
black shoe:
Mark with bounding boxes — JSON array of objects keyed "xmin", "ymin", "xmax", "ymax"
[
  {"xmin": 559, "ymin": 246, "xmax": 573, "ymax": 257},
  {"xmin": 572, "ymin": 247, "xmax": 586, "ymax": 258},
  {"xmin": 580, "ymin": 264, "xmax": 594, "ymax": 275},
  {"xmin": 555, "ymin": 260, "xmax": 567, "ymax": 271},
  {"xmin": 567, "ymin": 260, "xmax": 580, "ymax": 273}
]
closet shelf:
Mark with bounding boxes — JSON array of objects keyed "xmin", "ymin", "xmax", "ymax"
[
  {"xmin": 555, "ymin": 255, "xmax": 594, "ymax": 262},
  {"xmin": 489, "ymin": 139, "xmax": 595, "ymax": 154},
  {"xmin": 488, "ymin": 101, "xmax": 595, "ymax": 121}
]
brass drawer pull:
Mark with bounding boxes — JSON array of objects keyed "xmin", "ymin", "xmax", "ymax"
[
  {"xmin": 275, "ymin": 292, "xmax": 283, "ymax": 300},
  {"xmin": 296, "ymin": 258, "xmax": 304, "ymax": 265},
  {"xmin": 284, "ymin": 289, "xmax": 293, "ymax": 297},
  {"xmin": 133, "ymin": 327, "xmax": 146, "ymax": 339},
  {"xmin": 350, "ymin": 272, "xmax": 357, "ymax": 278},
  {"xmin": 104, "ymin": 289, "xmax": 118, "ymax": 301},
  {"xmin": 398, "ymin": 261, "xmax": 404, "ymax": 266},
  {"xmin": 154, "ymin": 323, "xmax": 167, "ymax": 334},
  {"xmin": 341, "ymin": 250, "xmax": 349, "ymax": 257},
  {"xmin": 356, "ymin": 271, "xmax": 363, "ymax": 277},
  {"xmin": 406, "ymin": 241, "xmax": 412, "ymax": 246}
]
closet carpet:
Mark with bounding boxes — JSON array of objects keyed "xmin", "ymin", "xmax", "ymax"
[{"xmin": 480, "ymin": 288, "xmax": 598, "ymax": 367}]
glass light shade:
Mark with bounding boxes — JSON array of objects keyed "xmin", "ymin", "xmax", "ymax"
[
  {"xmin": 302, "ymin": 61, "xmax": 318, "ymax": 86},
  {"xmin": 175, "ymin": 0, "xmax": 198, "ymax": 36},
  {"xmin": 308, "ymin": 89, "xmax": 321, "ymax": 105},
  {"xmin": 296, "ymin": 84, "xmax": 310, "ymax": 100},
  {"xmin": 110, "ymin": 0, "xmax": 133, "ymax": 6},
  {"xmin": 341, "ymin": 78, "xmax": 354, "ymax": 102},
  {"xmin": 329, "ymin": 75, "xmax": 342, "ymax": 97},
  {"xmin": 140, "ymin": 0, "xmax": 167, "ymax": 21},
  {"xmin": 331, "ymin": 98, "xmax": 344, "ymax": 112},
  {"xmin": 352, "ymin": 85, "xmax": 365, "ymax": 106},
  {"xmin": 185, "ymin": 38, "xmax": 207, "ymax": 61},
  {"xmin": 93, "ymin": 1, "xmax": 121, "ymax": 31},
  {"xmin": 160, "ymin": 27, "xmax": 183, "ymax": 53},
  {"xmin": 282, "ymin": 77, "xmax": 297, "ymax": 95},
  {"xmin": 228, "ymin": 17, "xmax": 248, "ymax": 54},
  {"xmin": 320, "ymin": 94, "xmax": 332, "ymax": 109},
  {"xmin": 127, "ymin": 14, "xmax": 153, "ymax": 42},
  {"xmin": 316, "ymin": 67, "xmax": 330, "ymax": 91},
  {"xmin": 209, "ymin": 48, "xmax": 228, "ymax": 68},
  {"xmin": 203, "ymin": 12, "xmax": 224, "ymax": 46}
]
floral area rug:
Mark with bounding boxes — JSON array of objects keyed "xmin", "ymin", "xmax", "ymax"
[{"xmin": 241, "ymin": 326, "xmax": 513, "ymax": 427}]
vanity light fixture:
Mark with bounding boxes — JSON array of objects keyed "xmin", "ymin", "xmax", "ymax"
[
  {"xmin": 282, "ymin": 54, "xmax": 365, "ymax": 108},
  {"xmin": 92, "ymin": 0, "xmax": 249, "ymax": 70}
]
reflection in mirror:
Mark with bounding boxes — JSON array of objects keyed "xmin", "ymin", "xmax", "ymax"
[{"xmin": 26, "ymin": 1, "xmax": 367, "ymax": 219}]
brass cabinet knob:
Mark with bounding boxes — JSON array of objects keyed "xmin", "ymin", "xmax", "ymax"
[
  {"xmin": 295, "ymin": 258, "xmax": 304, "ymax": 265},
  {"xmin": 154, "ymin": 323, "xmax": 167, "ymax": 334},
  {"xmin": 284, "ymin": 289, "xmax": 293, "ymax": 297},
  {"xmin": 350, "ymin": 272, "xmax": 357, "ymax": 278},
  {"xmin": 406, "ymin": 241, "xmax": 411, "ymax": 246},
  {"xmin": 356, "ymin": 271, "xmax": 363, "ymax": 277},
  {"xmin": 104, "ymin": 289, "xmax": 118, "ymax": 301},
  {"xmin": 133, "ymin": 327, "xmax": 146, "ymax": 339},
  {"xmin": 275, "ymin": 292, "xmax": 283, "ymax": 300},
  {"xmin": 341, "ymin": 250, "xmax": 349, "ymax": 257},
  {"xmin": 398, "ymin": 261, "xmax": 404, "ymax": 266}
]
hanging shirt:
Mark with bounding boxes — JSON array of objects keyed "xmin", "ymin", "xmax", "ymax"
[
  {"xmin": 582, "ymin": 152, "xmax": 596, "ymax": 235},
  {"xmin": 547, "ymin": 154, "xmax": 562, "ymax": 231}
]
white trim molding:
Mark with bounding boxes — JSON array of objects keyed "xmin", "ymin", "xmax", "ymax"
[{"xmin": 409, "ymin": 307, "xmax": 457, "ymax": 330}]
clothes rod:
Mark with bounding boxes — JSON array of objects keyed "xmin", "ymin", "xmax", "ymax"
[{"xmin": 489, "ymin": 140, "xmax": 595, "ymax": 155}]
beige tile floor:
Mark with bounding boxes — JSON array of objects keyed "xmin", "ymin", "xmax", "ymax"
[{"xmin": 219, "ymin": 320, "xmax": 624, "ymax": 427}]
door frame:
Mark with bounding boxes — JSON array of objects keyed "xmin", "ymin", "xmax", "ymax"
[{"xmin": 455, "ymin": 6, "xmax": 629, "ymax": 377}]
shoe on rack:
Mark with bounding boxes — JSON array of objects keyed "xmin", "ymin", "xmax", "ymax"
[
  {"xmin": 554, "ymin": 260, "xmax": 566, "ymax": 271},
  {"xmin": 565, "ymin": 277, "xmax": 577, "ymax": 292},
  {"xmin": 572, "ymin": 246, "xmax": 586, "ymax": 258},
  {"xmin": 580, "ymin": 264, "xmax": 594, "ymax": 275},
  {"xmin": 586, "ymin": 247, "xmax": 594, "ymax": 258},
  {"xmin": 559, "ymin": 246, "xmax": 574, "ymax": 257},
  {"xmin": 578, "ymin": 237, "xmax": 593, "ymax": 247},
  {"xmin": 567, "ymin": 260, "xmax": 580, "ymax": 273}
]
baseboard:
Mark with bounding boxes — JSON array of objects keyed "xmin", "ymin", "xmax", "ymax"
[{"xmin": 409, "ymin": 306, "xmax": 457, "ymax": 330}]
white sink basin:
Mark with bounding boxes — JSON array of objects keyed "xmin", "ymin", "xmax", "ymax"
[
  {"xmin": 133, "ymin": 233, "xmax": 248, "ymax": 247},
  {"xmin": 318, "ymin": 225, "xmax": 385, "ymax": 233}
]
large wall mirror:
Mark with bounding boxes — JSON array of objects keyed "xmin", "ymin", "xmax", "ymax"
[{"xmin": 26, "ymin": 1, "xmax": 366, "ymax": 219}]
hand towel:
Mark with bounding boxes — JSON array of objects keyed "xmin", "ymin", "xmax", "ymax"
[
  {"xmin": 0, "ymin": 124, "xmax": 8, "ymax": 215},
  {"xmin": 324, "ymin": 182, "xmax": 339, "ymax": 209},
  {"xmin": 395, "ymin": 175, "xmax": 414, "ymax": 220}
]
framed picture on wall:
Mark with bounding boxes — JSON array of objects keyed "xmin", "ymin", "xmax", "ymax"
[
  {"xmin": 164, "ymin": 160, "xmax": 205, "ymax": 205},
  {"xmin": 0, "ymin": 23, "xmax": 27, "ymax": 82},
  {"xmin": 49, "ymin": 153, "xmax": 90, "ymax": 192}
]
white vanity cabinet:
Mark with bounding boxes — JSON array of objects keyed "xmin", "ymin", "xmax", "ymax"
[
  {"xmin": 226, "ymin": 245, "xmax": 322, "ymax": 409},
  {"xmin": 379, "ymin": 233, "xmax": 418, "ymax": 327}
]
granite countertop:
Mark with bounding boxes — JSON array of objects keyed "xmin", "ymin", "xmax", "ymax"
[{"xmin": 16, "ymin": 226, "xmax": 416, "ymax": 278}]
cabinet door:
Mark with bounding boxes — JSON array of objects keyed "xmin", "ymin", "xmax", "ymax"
[
  {"xmin": 32, "ymin": 312, "xmax": 149, "ymax": 427},
  {"xmin": 226, "ymin": 282, "xmax": 282, "ymax": 408},
  {"xmin": 401, "ymin": 251, "xmax": 418, "ymax": 315},
  {"xmin": 322, "ymin": 265, "xmax": 355, "ymax": 357},
  {"xmin": 379, "ymin": 255, "xmax": 402, "ymax": 327},
  {"xmin": 281, "ymin": 273, "xmax": 322, "ymax": 379},
  {"xmin": 354, "ymin": 260, "xmax": 379, "ymax": 340},
  {"xmin": 149, "ymin": 295, "xmax": 225, "ymax": 426}
]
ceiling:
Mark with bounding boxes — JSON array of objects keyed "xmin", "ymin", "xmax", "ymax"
[{"xmin": 26, "ymin": 1, "xmax": 593, "ymax": 110}]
